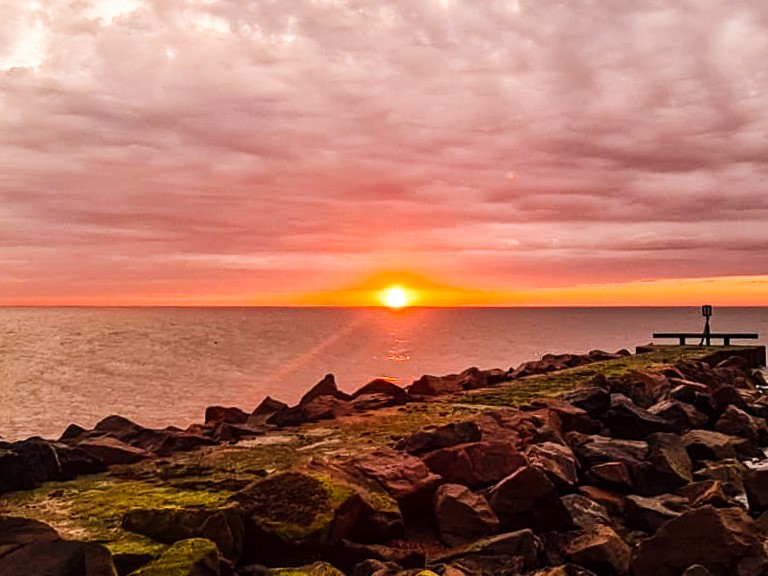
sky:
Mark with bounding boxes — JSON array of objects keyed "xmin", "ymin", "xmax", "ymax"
[{"xmin": 1, "ymin": 0, "xmax": 767, "ymax": 306}]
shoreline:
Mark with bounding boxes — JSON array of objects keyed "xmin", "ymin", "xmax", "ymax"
[{"xmin": 1, "ymin": 343, "xmax": 767, "ymax": 575}]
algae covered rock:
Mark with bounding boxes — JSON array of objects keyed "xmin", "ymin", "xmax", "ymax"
[
  {"xmin": 232, "ymin": 471, "xmax": 364, "ymax": 565},
  {"xmin": 121, "ymin": 505, "xmax": 244, "ymax": 561},
  {"xmin": 265, "ymin": 561, "xmax": 346, "ymax": 575},
  {"xmin": 127, "ymin": 538, "xmax": 227, "ymax": 576}
]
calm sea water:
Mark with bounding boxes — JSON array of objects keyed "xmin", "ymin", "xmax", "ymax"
[{"xmin": 1, "ymin": 307, "xmax": 766, "ymax": 441}]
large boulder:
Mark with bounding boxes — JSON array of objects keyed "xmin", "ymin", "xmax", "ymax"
[
  {"xmin": 715, "ymin": 405, "xmax": 768, "ymax": 445},
  {"xmin": 0, "ymin": 540, "xmax": 117, "ymax": 576},
  {"xmin": 560, "ymin": 494, "xmax": 613, "ymax": 531},
  {"xmin": 122, "ymin": 506, "xmax": 245, "ymax": 561},
  {"xmin": 624, "ymin": 494, "xmax": 685, "ymax": 533},
  {"xmin": 408, "ymin": 367, "xmax": 488, "ymax": 396},
  {"xmin": 434, "ymin": 484, "xmax": 500, "ymax": 547},
  {"xmin": 204, "ymin": 406, "xmax": 249, "ymax": 425},
  {"xmin": 128, "ymin": 538, "xmax": 228, "ymax": 576},
  {"xmin": 633, "ymin": 433, "xmax": 693, "ymax": 496},
  {"xmin": 683, "ymin": 430, "xmax": 741, "ymax": 462},
  {"xmin": 248, "ymin": 397, "xmax": 289, "ymax": 425},
  {"xmin": 77, "ymin": 437, "xmax": 150, "ymax": 466},
  {"xmin": 268, "ymin": 396, "xmax": 350, "ymax": 427},
  {"xmin": 233, "ymin": 472, "xmax": 364, "ymax": 565},
  {"xmin": 560, "ymin": 387, "xmax": 611, "ymax": 417},
  {"xmin": 422, "ymin": 442, "xmax": 526, "ymax": 490},
  {"xmin": 487, "ymin": 466, "xmax": 573, "ymax": 533},
  {"xmin": 632, "ymin": 506, "xmax": 768, "ymax": 576},
  {"xmin": 398, "ymin": 422, "xmax": 481, "ymax": 456},
  {"xmin": 649, "ymin": 399, "xmax": 710, "ymax": 432},
  {"xmin": 744, "ymin": 467, "xmax": 768, "ymax": 512}
]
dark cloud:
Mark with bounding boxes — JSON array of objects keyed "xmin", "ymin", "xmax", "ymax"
[{"xmin": 1, "ymin": 0, "xmax": 767, "ymax": 302}]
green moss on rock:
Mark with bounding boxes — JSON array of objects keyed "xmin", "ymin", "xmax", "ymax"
[
  {"xmin": 266, "ymin": 561, "xmax": 345, "ymax": 575},
  {"xmin": 128, "ymin": 538, "xmax": 220, "ymax": 576}
]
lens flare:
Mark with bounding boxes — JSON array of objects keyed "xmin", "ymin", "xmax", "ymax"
[{"xmin": 382, "ymin": 286, "xmax": 409, "ymax": 308}]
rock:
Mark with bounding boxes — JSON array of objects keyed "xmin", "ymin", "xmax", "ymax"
[
  {"xmin": 398, "ymin": 421, "xmax": 482, "ymax": 455},
  {"xmin": 205, "ymin": 406, "xmax": 249, "ymax": 425},
  {"xmin": 325, "ymin": 540, "xmax": 424, "ymax": 573},
  {"xmin": 353, "ymin": 449, "xmax": 442, "ymax": 505},
  {"xmin": 693, "ymin": 458, "xmax": 749, "ymax": 493},
  {"xmin": 488, "ymin": 466, "xmax": 573, "ymax": 533},
  {"xmin": 433, "ymin": 529, "xmax": 542, "ymax": 573},
  {"xmin": 624, "ymin": 494, "xmax": 686, "ymax": 533},
  {"xmin": 712, "ymin": 385, "xmax": 751, "ymax": 415},
  {"xmin": 608, "ymin": 371, "xmax": 671, "ymax": 408},
  {"xmin": 0, "ymin": 540, "xmax": 117, "ymax": 576},
  {"xmin": 744, "ymin": 467, "xmax": 768, "ymax": 512},
  {"xmin": 248, "ymin": 397, "xmax": 289, "ymax": 425},
  {"xmin": 351, "ymin": 379, "xmax": 411, "ymax": 404},
  {"xmin": 527, "ymin": 442, "xmax": 579, "ymax": 491},
  {"xmin": 349, "ymin": 559, "xmax": 399, "ymax": 576},
  {"xmin": 482, "ymin": 368, "xmax": 509, "ymax": 385},
  {"xmin": 715, "ymin": 405, "xmax": 768, "ymax": 444},
  {"xmin": 266, "ymin": 562, "xmax": 345, "ymax": 575},
  {"xmin": 683, "ymin": 430, "xmax": 740, "ymax": 462},
  {"xmin": 408, "ymin": 367, "xmax": 487, "ymax": 396},
  {"xmin": 351, "ymin": 393, "xmax": 405, "ymax": 412},
  {"xmin": 632, "ymin": 506, "xmax": 768, "ymax": 576},
  {"xmin": 77, "ymin": 436, "xmax": 150, "ymax": 465},
  {"xmin": 233, "ymin": 472, "xmax": 364, "ymax": 565},
  {"xmin": 434, "ymin": 484, "xmax": 500, "ymax": 547},
  {"xmin": 299, "ymin": 373, "xmax": 351, "ymax": 406},
  {"xmin": 0, "ymin": 516, "xmax": 60, "ymax": 559},
  {"xmin": 577, "ymin": 486, "xmax": 625, "ymax": 517},
  {"xmin": 422, "ymin": 441, "xmax": 526, "ymax": 490},
  {"xmin": 128, "ymin": 538, "xmax": 228, "ymax": 576},
  {"xmin": 560, "ymin": 525, "xmax": 631, "ymax": 576},
  {"xmin": 569, "ymin": 434, "xmax": 648, "ymax": 476},
  {"xmin": 527, "ymin": 399, "xmax": 602, "ymax": 434},
  {"xmin": 91, "ymin": 415, "xmax": 215, "ymax": 456},
  {"xmin": 649, "ymin": 399, "xmax": 709, "ymax": 432},
  {"xmin": 604, "ymin": 394, "xmax": 674, "ymax": 439},
  {"xmin": 268, "ymin": 396, "xmax": 350, "ymax": 427},
  {"xmin": 633, "ymin": 433, "xmax": 693, "ymax": 496},
  {"xmin": 670, "ymin": 381, "xmax": 717, "ymax": 419},
  {"xmin": 59, "ymin": 423, "xmax": 88, "ymax": 441},
  {"xmin": 587, "ymin": 462, "xmax": 632, "ymax": 490},
  {"xmin": 211, "ymin": 422, "xmax": 266, "ymax": 444},
  {"xmin": 528, "ymin": 567, "xmax": 598, "ymax": 576},
  {"xmin": 677, "ymin": 480, "xmax": 735, "ymax": 509},
  {"xmin": 121, "ymin": 505, "xmax": 245, "ymax": 561},
  {"xmin": 560, "ymin": 494, "xmax": 613, "ymax": 530},
  {"xmin": 560, "ymin": 387, "xmax": 611, "ymax": 417},
  {"xmin": 682, "ymin": 566, "xmax": 714, "ymax": 576}
]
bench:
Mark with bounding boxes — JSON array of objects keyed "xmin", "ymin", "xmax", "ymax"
[{"xmin": 653, "ymin": 332, "xmax": 759, "ymax": 346}]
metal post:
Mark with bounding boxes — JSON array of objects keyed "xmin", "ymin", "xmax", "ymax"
[{"xmin": 700, "ymin": 305, "xmax": 712, "ymax": 347}]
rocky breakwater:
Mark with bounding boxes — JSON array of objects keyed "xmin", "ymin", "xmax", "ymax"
[{"xmin": 2, "ymin": 345, "xmax": 768, "ymax": 576}]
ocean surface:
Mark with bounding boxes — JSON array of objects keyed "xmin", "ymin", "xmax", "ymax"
[{"xmin": 1, "ymin": 306, "xmax": 766, "ymax": 441}]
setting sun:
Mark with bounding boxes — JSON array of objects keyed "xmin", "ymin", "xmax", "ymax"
[{"xmin": 381, "ymin": 285, "xmax": 409, "ymax": 308}]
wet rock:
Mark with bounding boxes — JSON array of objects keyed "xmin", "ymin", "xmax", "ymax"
[
  {"xmin": 488, "ymin": 466, "xmax": 574, "ymax": 533},
  {"xmin": 128, "ymin": 538, "xmax": 229, "ymax": 576},
  {"xmin": 351, "ymin": 379, "xmax": 411, "ymax": 404},
  {"xmin": 632, "ymin": 506, "xmax": 768, "ymax": 576},
  {"xmin": 398, "ymin": 421, "xmax": 481, "ymax": 456},
  {"xmin": 604, "ymin": 394, "xmax": 674, "ymax": 439},
  {"xmin": 434, "ymin": 483, "xmax": 500, "ymax": 547},
  {"xmin": 560, "ymin": 387, "xmax": 611, "ymax": 417},
  {"xmin": 122, "ymin": 505, "xmax": 245, "ymax": 561},
  {"xmin": 205, "ymin": 406, "xmax": 249, "ymax": 425},
  {"xmin": 422, "ymin": 441, "xmax": 527, "ymax": 490},
  {"xmin": 559, "ymin": 525, "xmax": 631, "ymax": 576},
  {"xmin": 0, "ymin": 516, "xmax": 60, "ymax": 559},
  {"xmin": 0, "ymin": 540, "xmax": 117, "ymax": 576},
  {"xmin": 299, "ymin": 373, "xmax": 351, "ymax": 406},
  {"xmin": 624, "ymin": 494, "xmax": 686, "ymax": 533},
  {"xmin": 233, "ymin": 472, "xmax": 365, "ymax": 565},
  {"xmin": 526, "ymin": 441, "xmax": 579, "ymax": 491}
]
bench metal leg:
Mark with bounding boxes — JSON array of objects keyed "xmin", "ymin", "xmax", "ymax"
[
  {"xmin": 724, "ymin": 337, "xmax": 730, "ymax": 346},
  {"xmin": 679, "ymin": 337, "xmax": 686, "ymax": 345}
]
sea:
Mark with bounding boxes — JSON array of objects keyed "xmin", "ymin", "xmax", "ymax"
[{"xmin": 1, "ymin": 307, "xmax": 766, "ymax": 441}]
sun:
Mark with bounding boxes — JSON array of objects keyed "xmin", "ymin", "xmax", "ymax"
[{"xmin": 381, "ymin": 285, "xmax": 409, "ymax": 309}]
